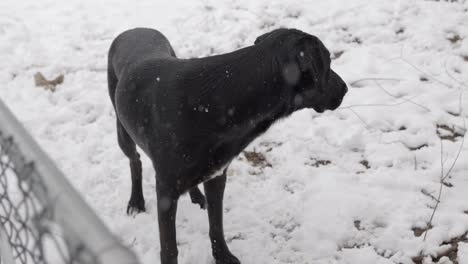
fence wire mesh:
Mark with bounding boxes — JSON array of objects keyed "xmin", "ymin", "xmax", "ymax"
[
  {"xmin": 0, "ymin": 131, "xmax": 98, "ymax": 264},
  {"xmin": 0, "ymin": 99, "xmax": 139, "ymax": 264}
]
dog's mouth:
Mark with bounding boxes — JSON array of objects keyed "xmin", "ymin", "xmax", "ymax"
[
  {"xmin": 314, "ymin": 106, "xmax": 325, "ymax": 113},
  {"xmin": 330, "ymin": 97, "xmax": 344, "ymax": 110},
  {"xmin": 313, "ymin": 95, "xmax": 344, "ymax": 113}
]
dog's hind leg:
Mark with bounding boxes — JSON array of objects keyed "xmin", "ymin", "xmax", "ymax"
[
  {"xmin": 117, "ymin": 121, "xmax": 145, "ymax": 215},
  {"xmin": 204, "ymin": 172, "xmax": 241, "ymax": 264},
  {"xmin": 108, "ymin": 62, "xmax": 145, "ymax": 215},
  {"xmin": 189, "ymin": 186, "xmax": 207, "ymax": 209}
]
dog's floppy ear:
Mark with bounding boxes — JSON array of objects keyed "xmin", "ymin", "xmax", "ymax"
[
  {"xmin": 294, "ymin": 36, "xmax": 331, "ymax": 89},
  {"xmin": 295, "ymin": 38, "xmax": 315, "ymax": 72},
  {"xmin": 294, "ymin": 37, "xmax": 328, "ymax": 87},
  {"xmin": 254, "ymin": 28, "xmax": 288, "ymax": 45},
  {"xmin": 296, "ymin": 47, "xmax": 314, "ymax": 73}
]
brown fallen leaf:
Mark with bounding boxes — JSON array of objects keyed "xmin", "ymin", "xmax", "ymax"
[{"xmin": 34, "ymin": 72, "xmax": 64, "ymax": 92}]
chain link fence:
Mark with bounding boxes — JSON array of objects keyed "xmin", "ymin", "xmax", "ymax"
[{"xmin": 0, "ymin": 98, "xmax": 139, "ymax": 264}]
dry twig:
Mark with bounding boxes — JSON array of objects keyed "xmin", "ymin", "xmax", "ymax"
[{"xmin": 423, "ymin": 91, "xmax": 465, "ymax": 241}]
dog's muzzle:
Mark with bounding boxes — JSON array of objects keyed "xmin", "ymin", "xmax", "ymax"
[{"xmin": 327, "ymin": 70, "xmax": 347, "ymax": 110}]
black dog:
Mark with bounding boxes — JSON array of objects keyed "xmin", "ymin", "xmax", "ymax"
[{"xmin": 108, "ymin": 27, "xmax": 347, "ymax": 264}]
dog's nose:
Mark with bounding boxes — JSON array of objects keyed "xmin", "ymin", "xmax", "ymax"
[{"xmin": 342, "ymin": 83, "xmax": 348, "ymax": 94}]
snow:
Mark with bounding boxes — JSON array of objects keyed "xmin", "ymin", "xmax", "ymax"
[
  {"xmin": 1, "ymin": 0, "xmax": 468, "ymax": 263},
  {"xmin": 459, "ymin": 243, "xmax": 468, "ymax": 263}
]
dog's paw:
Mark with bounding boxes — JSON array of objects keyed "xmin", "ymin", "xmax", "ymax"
[
  {"xmin": 127, "ymin": 199, "xmax": 146, "ymax": 216},
  {"xmin": 190, "ymin": 191, "xmax": 207, "ymax": 210},
  {"xmin": 215, "ymin": 252, "xmax": 241, "ymax": 264}
]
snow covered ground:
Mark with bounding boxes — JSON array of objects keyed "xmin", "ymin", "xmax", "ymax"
[{"xmin": 1, "ymin": 0, "xmax": 468, "ymax": 263}]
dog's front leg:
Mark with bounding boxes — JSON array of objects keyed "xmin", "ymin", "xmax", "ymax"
[
  {"xmin": 204, "ymin": 172, "xmax": 241, "ymax": 264},
  {"xmin": 156, "ymin": 183, "xmax": 179, "ymax": 264}
]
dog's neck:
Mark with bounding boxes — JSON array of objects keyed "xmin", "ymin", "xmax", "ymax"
[{"xmin": 190, "ymin": 43, "xmax": 295, "ymax": 139}]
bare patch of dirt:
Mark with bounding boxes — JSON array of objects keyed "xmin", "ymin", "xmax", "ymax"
[
  {"xmin": 419, "ymin": 76, "xmax": 429, "ymax": 82},
  {"xmin": 354, "ymin": 220, "xmax": 363, "ymax": 231},
  {"xmin": 443, "ymin": 181, "xmax": 454, "ymax": 188},
  {"xmin": 412, "ymin": 225, "xmax": 432, "ymax": 237},
  {"xmin": 306, "ymin": 158, "xmax": 331, "ymax": 167},
  {"xmin": 412, "ymin": 232, "xmax": 468, "ymax": 264},
  {"xmin": 360, "ymin": 160, "xmax": 370, "ymax": 169},
  {"xmin": 447, "ymin": 33, "xmax": 463, "ymax": 44},
  {"xmin": 447, "ymin": 111, "xmax": 461, "ymax": 117},
  {"xmin": 243, "ymin": 150, "xmax": 272, "ymax": 169},
  {"xmin": 405, "ymin": 143, "xmax": 429, "ymax": 151},
  {"xmin": 352, "ymin": 37, "xmax": 362, "ymax": 44},
  {"xmin": 437, "ymin": 124, "xmax": 465, "ymax": 142}
]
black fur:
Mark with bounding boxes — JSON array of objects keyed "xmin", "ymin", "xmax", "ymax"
[{"xmin": 108, "ymin": 27, "xmax": 347, "ymax": 264}]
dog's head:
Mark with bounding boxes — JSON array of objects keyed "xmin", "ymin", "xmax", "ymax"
[{"xmin": 255, "ymin": 29, "xmax": 347, "ymax": 113}]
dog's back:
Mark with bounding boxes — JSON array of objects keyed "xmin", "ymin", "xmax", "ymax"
[{"xmin": 108, "ymin": 28, "xmax": 176, "ymax": 80}]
